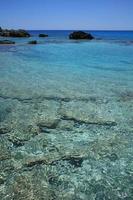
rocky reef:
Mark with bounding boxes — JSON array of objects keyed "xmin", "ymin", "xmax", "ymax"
[
  {"xmin": 39, "ymin": 33, "xmax": 48, "ymax": 37},
  {"xmin": 0, "ymin": 27, "xmax": 30, "ymax": 37},
  {"xmin": 69, "ymin": 31, "xmax": 94, "ymax": 40},
  {"xmin": 0, "ymin": 40, "xmax": 15, "ymax": 44},
  {"xmin": 0, "ymin": 89, "xmax": 132, "ymax": 199},
  {"xmin": 28, "ymin": 40, "xmax": 37, "ymax": 44}
]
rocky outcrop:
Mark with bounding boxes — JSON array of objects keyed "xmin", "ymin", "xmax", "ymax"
[
  {"xmin": 39, "ymin": 33, "xmax": 48, "ymax": 37},
  {"xmin": 0, "ymin": 27, "xmax": 30, "ymax": 37},
  {"xmin": 69, "ymin": 31, "xmax": 94, "ymax": 40},
  {"xmin": 28, "ymin": 40, "xmax": 37, "ymax": 44},
  {"xmin": 0, "ymin": 40, "xmax": 15, "ymax": 44}
]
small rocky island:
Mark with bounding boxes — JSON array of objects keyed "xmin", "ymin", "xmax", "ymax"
[
  {"xmin": 0, "ymin": 27, "xmax": 30, "ymax": 37},
  {"xmin": 69, "ymin": 31, "xmax": 94, "ymax": 40}
]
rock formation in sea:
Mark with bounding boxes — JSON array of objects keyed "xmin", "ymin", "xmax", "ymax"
[
  {"xmin": 28, "ymin": 40, "xmax": 37, "ymax": 44},
  {"xmin": 0, "ymin": 40, "xmax": 15, "ymax": 44},
  {"xmin": 39, "ymin": 33, "xmax": 48, "ymax": 37},
  {"xmin": 0, "ymin": 27, "xmax": 30, "ymax": 37},
  {"xmin": 69, "ymin": 31, "xmax": 94, "ymax": 40}
]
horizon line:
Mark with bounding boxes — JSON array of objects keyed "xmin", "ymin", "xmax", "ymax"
[
  {"xmin": 27, "ymin": 29, "xmax": 133, "ymax": 31},
  {"xmin": 1, "ymin": 26, "xmax": 133, "ymax": 31}
]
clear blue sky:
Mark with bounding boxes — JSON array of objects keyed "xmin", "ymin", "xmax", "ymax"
[{"xmin": 0, "ymin": 0, "xmax": 133, "ymax": 30}]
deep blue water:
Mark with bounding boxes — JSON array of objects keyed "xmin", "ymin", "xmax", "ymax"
[
  {"xmin": 29, "ymin": 30, "xmax": 133, "ymax": 40},
  {"xmin": 1, "ymin": 30, "xmax": 133, "ymax": 45}
]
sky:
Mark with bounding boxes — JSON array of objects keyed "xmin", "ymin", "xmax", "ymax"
[{"xmin": 0, "ymin": 0, "xmax": 133, "ymax": 30}]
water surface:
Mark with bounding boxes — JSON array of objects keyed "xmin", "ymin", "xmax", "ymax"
[{"xmin": 0, "ymin": 31, "xmax": 133, "ymax": 200}]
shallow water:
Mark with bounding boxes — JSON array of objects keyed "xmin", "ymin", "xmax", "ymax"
[{"xmin": 0, "ymin": 31, "xmax": 133, "ymax": 200}]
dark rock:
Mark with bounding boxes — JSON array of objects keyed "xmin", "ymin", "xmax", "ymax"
[
  {"xmin": 0, "ymin": 27, "xmax": 2, "ymax": 32},
  {"xmin": 68, "ymin": 157, "xmax": 83, "ymax": 167},
  {"xmin": 25, "ymin": 159, "xmax": 46, "ymax": 168},
  {"xmin": 12, "ymin": 140, "xmax": 25, "ymax": 147},
  {"xmin": 0, "ymin": 126, "xmax": 10, "ymax": 134},
  {"xmin": 0, "ymin": 40, "xmax": 15, "ymax": 44},
  {"xmin": 0, "ymin": 176, "xmax": 5, "ymax": 185},
  {"xmin": 0, "ymin": 27, "xmax": 30, "ymax": 37},
  {"xmin": 62, "ymin": 156, "xmax": 84, "ymax": 167},
  {"xmin": 28, "ymin": 40, "xmax": 37, "ymax": 44},
  {"xmin": 69, "ymin": 31, "xmax": 94, "ymax": 40},
  {"xmin": 48, "ymin": 176, "xmax": 58, "ymax": 185},
  {"xmin": 108, "ymin": 153, "xmax": 118, "ymax": 162},
  {"xmin": 39, "ymin": 33, "xmax": 48, "ymax": 37}
]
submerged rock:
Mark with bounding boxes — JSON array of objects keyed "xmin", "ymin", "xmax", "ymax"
[
  {"xmin": 119, "ymin": 90, "xmax": 133, "ymax": 102},
  {"xmin": 0, "ymin": 125, "xmax": 10, "ymax": 135},
  {"xmin": 38, "ymin": 118, "xmax": 59, "ymax": 131},
  {"xmin": 108, "ymin": 153, "xmax": 118, "ymax": 162},
  {"xmin": 0, "ymin": 27, "xmax": 30, "ymax": 37},
  {"xmin": 0, "ymin": 175, "xmax": 5, "ymax": 185},
  {"xmin": 3, "ymin": 171, "xmax": 54, "ymax": 200},
  {"xmin": 60, "ymin": 101, "xmax": 117, "ymax": 126},
  {"xmin": 69, "ymin": 31, "xmax": 94, "ymax": 40},
  {"xmin": 63, "ymin": 155, "xmax": 84, "ymax": 167},
  {"xmin": 39, "ymin": 33, "xmax": 48, "ymax": 37},
  {"xmin": 0, "ymin": 139, "xmax": 11, "ymax": 161},
  {"xmin": 28, "ymin": 40, "xmax": 37, "ymax": 44},
  {"xmin": 0, "ymin": 40, "xmax": 15, "ymax": 44}
]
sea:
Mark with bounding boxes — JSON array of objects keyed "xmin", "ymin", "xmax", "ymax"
[{"xmin": 0, "ymin": 30, "xmax": 133, "ymax": 200}]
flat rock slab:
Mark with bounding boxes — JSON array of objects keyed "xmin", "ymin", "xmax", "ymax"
[
  {"xmin": 0, "ymin": 99, "xmax": 60, "ymax": 143},
  {"xmin": 60, "ymin": 101, "xmax": 117, "ymax": 126}
]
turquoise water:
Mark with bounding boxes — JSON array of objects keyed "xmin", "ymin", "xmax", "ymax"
[{"xmin": 0, "ymin": 31, "xmax": 133, "ymax": 199}]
